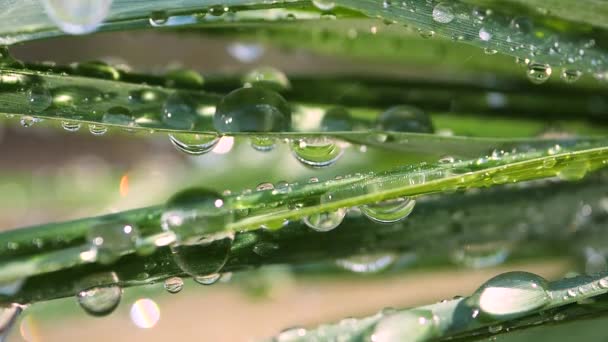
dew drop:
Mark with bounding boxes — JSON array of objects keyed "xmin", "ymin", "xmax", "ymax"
[
  {"xmin": 168, "ymin": 133, "xmax": 219, "ymax": 155},
  {"xmin": 527, "ymin": 63, "xmax": 552, "ymax": 84},
  {"xmin": 194, "ymin": 273, "xmax": 221, "ymax": 285},
  {"xmin": 561, "ymin": 69, "xmax": 582, "ymax": 83},
  {"xmin": 312, "ymin": 0, "xmax": 336, "ymax": 11},
  {"xmin": 75, "ymin": 61, "xmax": 120, "ymax": 80},
  {"xmin": 371, "ymin": 310, "xmax": 439, "ymax": 342},
  {"xmin": 165, "ymin": 69, "xmax": 204, "ymax": 89},
  {"xmin": 149, "ymin": 11, "xmax": 169, "ymax": 26},
  {"xmin": 479, "ymin": 28, "xmax": 492, "ymax": 41},
  {"xmin": 42, "ymin": 0, "xmax": 113, "ymax": 35},
  {"xmin": 88, "ymin": 124, "xmax": 108, "ymax": 136},
  {"xmin": 214, "ymin": 87, "xmax": 291, "ymax": 133},
  {"xmin": 377, "ymin": 105, "xmax": 433, "ymax": 133},
  {"xmin": 77, "ymin": 285, "xmax": 122, "ymax": 317},
  {"xmin": 243, "ymin": 67, "xmax": 290, "ymax": 91},
  {"xmin": 162, "ymin": 91, "xmax": 204, "ymax": 130},
  {"xmin": 102, "ymin": 106, "xmax": 134, "ymax": 127},
  {"xmin": 27, "ymin": 84, "xmax": 52, "ymax": 112},
  {"xmin": 598, "ymin": 278, "xmax": 608, "ymax": 289},
  {"xmin": 360, "ymin": 197, "xmax": 415, "ymax": 223},
  {"xmin": 432, "ymin": 2, "xmax": 455, "ymax": 24},
  {"xmin": 129, "ymin": 89, "xmax": 166, "ymax": 104},
  {"xmin": 163, "ymin": 277, "xmax": 184, "ymax": 294},
  {"xmin": 88, "ymin": 222, "xmax": 139, "ymax": 264},
  {"xmin": 250, "ymin": 136, "xmax": 276, "ymax": 152},
  {"xmin": 161, "ymin": 188, "xmax": 234, "ymax": 277},
  {"xmin": 557, "ymin": 162, "xmax": 589, "ymax": 181},
  {"xmin": 321, "ymin": 106, "xmax": 353, "ymax": 132},
  {"xmin": 19, "ymin": 116, "xmax": 37, "ymax": 128},
  {"xmin": 291, "ymin": 137, "xmax": 343, "ymax": 168},
  {"xmin": 471, "ymin": 271, "xmax": 549, "ymax": 319},
  {"xmin": 488, "ymin": 325, "xmax": 503, "ymax": 334},
  {"xmin": 303, "ymin": 193, "xmax": 346, "ymax": 232},
  {"xmin": 452, "ymin": 242, "xmax": 510, "ymax": 268},
  {"xmin": 336, "ymin": 253, "xmax": 396, "ymax": 273},
  {"xmin": 510, "ymin": 17, "xmax": 533, "ymax": 34}
]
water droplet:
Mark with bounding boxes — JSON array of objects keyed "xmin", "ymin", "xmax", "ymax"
[
  {"xmin": 561, "ymin": 69, "xmax": 582, "ymax": 83},
  {"xmin": 484, "ymin": 48, "xmax": 498, "ymax": 55},
  {"xmin": 479, "ymin": 28, "xmax": 492, "ymax": 41},
  {"xmin": 250, "ymin": 136, "xmax": 276, "ymax": 152},
  {"xmin": 527, "ymin": 63, "xmax": 552, "ymax": 84},
  {"xmin": 553, "ymin": 312, "xmax": 566, "ymax": 321},
  {"xmin": 371, "ymin": 310, "xmax": 439, "ymax": 342},
  {"xmin": 291, "ymin": 137, "xmax": 343, "ymax": 168},
  {"xmin": 488, "ymin": 325, "xmax": 503, "ymax": 334},
  {"xmin": 161, "ymin": 188, "xmax": 234, "ymax": 277},
  {"xmin": 19, "ymin": 116, "xmax": 37, "ymax": 128},
  {"xmin": 75, "ymin": 61, "xmax": 120, "ymax": 80},
  {"xmin": 149, "ymin": 11, "xmax": 169, "ymax": 26},
  {"xmin": 214, "ymin": 87, "xmax": 291, "ymax": 133},
  {"xmin": 130, "ymin": 298, "xmax": 160, "ymax": 328},
  {"xmin": 165, "ymin": 69, "xmax": 204, "ymax": 89},
  {"xmin": 336, "ymin": 253, "xmax": 396, "ymax": 273},
  {"xmin": 102, "ymin": 106, "xmax": 134, "ymax": 127},
  {"xmin": 321, "ymin": 106, "xmax": 353, "ymax": 132},
  {"xmin": 452, "ymin": 242, "xmax": 510, "ymax": 268},
  {"xmin": 51, "ymin": 85, "xmax": 103, "ymax": 108},
  {"xmin": 510, "ymin": 17, "xmax": 533, "ymax": 34},
  {"xmin": 598, "ymin": 278, "xmax": 608, "ymax": 289},
  {"xmin": 312, "ymin": 0, "xmax": 335, "ymax": 11},
  {"xmin": 417, "ymin": 29, "xmax": 435, "ymax": 39},
  {"xmin": 88, "ymin": 124, "xmax": 108, "ymax": 136},
  {"xmin": 253, "ymin": 241, "xmax": 279, "ymax": 257},
  {"xmin": 303, "ymin": 193, "xmax": 346, "ymax": 232},
  {"xmin": 163, "ymin": 277, "xmax": 184, "ymax": 294},
  {"xmin": 377, "ymin": 105, "xmax": 433, "ymax": 133},
  {"xmin": 557, "ymin": 161, "xmax": 589, "ymax": 181},
  {"xmin": 432, "ymin": 2, "xmax": 455, "ymax": 24},
  {"xmin": 256, "ymin": 182, "xmax": 274, "ymax": 191},
  {"xmin": 88, "ymin": 222, "xmax": 139, "ymax": 264},
  {"xmin": 208, "ymin": 5, "xmax": 226, "ymax": 16},
  {"xmin": 27, "ymin": 84, "xmax": 52, "ymax": 112},
  {"xmin": 276, "ymin": 327, "xmax": 307, "ymax": 341},
  {"xmin": 471, "ymin": 271, "xmax": 549, "ymax": 319},
  {"xmin": 129, "ymin": 89, "xmax": 166, "ymax": 104},
  {"xmin": 77, "ymin": 284, "xmax": 122, "ymax": 316},
  {"xmin": 42, "ymin": 0, "xmax": 113, "ymax": 34},
  {"xmin": 193, "ymin": 273, "xmax": 221, "ymax": 285},
  {"xmin": 162, "ymin": 91, "xmax": 204, "ymax": 130},
  {"xmin": 169, "ymin": 133, "xmax": 219, "ymax": 155},
  {"xmin": 360, "ymin": 197, "xmax": 415, "ymax": 223},
  {"xmin": 243, "ymin": 67, "xmax": 290, "ymax": 91}
]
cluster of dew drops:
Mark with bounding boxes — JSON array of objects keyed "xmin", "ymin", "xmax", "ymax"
[{"xmin": 3, "ymin": 0, "xmax": 607, "ymax": 334}]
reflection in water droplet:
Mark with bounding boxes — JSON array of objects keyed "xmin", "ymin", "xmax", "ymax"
[
  {"xmin": 149, "ymin": 11, "xmax": 169, "ymax": 26},
  {"xmin": 377, "ymin": 105, "xmax": 433, "ymax": 133},
  {"xmin": 561, "ymin": 69, "xmax": 582, "ymax": 83},
  {"xmin": 243, "ymin": 67, "xmax": 290, "ymax": 91},
  {"xmin": 527, "ymin": 63, "xmax": 552, "ymax": 84},
  {"xmin": 290, "ymin": 137, "xmax": 343, "ymax": 168},
  {"xmin": 88, "ymin": 222, "xmax": 139, "ymax": 264},
  {"xmin": 360, "ymin": 198, "xmax": 416, "ymax": 223},
  {"xmin": 303, "ymin": 192, "xmax": 346, "ymax": 232},
  {"xmin": 336, "ymin": 253, "xmax": 396, "ymax": 273},
  {"xmin": 168, "ymin": 133, "xmax": 219, "ymax": 155},
  {"xmin": 432, "ymin": 2, "xmax": 455, "ymax": 24},
  {"xmin": 371, "ymin": 309, "xmax": 439, "ymax": 342},
  {"xmin": 89, "ymin": 124, "xmax": 108, "ymax": 136},
  {"xmin": 250, "ymin": 136, "xmax": 276, "ymax": 152},
  {"xmin": 163, "ymin": 277, "xmax": 184, "ymax": 294},
  {"xmin": 194, "ymin": 273, "xmax": 221, "ymax": 285},
  {"xmin": 27, "ymin": 84, "xmax": 52, "ymax": 112},
  {"xmin": 41, "ymin": 0, "xmax": 113, "ymax": 34},
  {"xmin": 214, "ymin": 87, "xmax": 291, "ymax": 133},
  {"xmin": 102, "ymin": 106, "xmax": 134, "ymax": 126},
  {"xmin": 77, "ymin": 285, "xmax": 122, "ymax": 317},
  {"xmin": 162, "ymin": 92, "xmax": 202, "ymax": 130},
  {"xmin": 130, "ymin": 298, "xmax": 160, "ymax": 329},
  {"xmin": 471, "ymin": 271, "xmax": 549, "ymax": 319},
  {"xmin": 61, "ymin": 120, "xmax": 81, "ymax": 132}
]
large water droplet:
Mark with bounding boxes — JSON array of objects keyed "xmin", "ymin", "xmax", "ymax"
[
  {"xmin": 162, "ymin": 91, "xmax": 203, "ymax": 130},
  {"xmin": 336, "ymin": 253, "xmax": 396, "ymax": 273},
  {"xmin": 527, "ymin": 63, "xmax": 552, "ymax": 84},
  {"xmin": 214, "ymin": 87, "xmax": 291, "ymax": 133},
  {"xmin": 321, "ymin": 106, "xmax": 353, "ymax": 132},
  {"xmin": 291, "ymin": 137, "xmax": 343, "ymax": 168},
  {"xmin": 360, "ymin": 197, "xmax": 415, "ymax": 223},
  {"xmin": 303, "ymin": 193, "xmax": 346, "ymax": 232},
  {"xmin": 243, "ymin": 67, "xmax": 290, "ymax": 91},
  {"xmin": 161, "ymin": 188, "xmax": 234, "ymax": 277},
  {"xmin": 168, "ymin": 133, "xmax": 219, "ymax": 155},
  {"xmin": 377, "ymin": 105, "xmax": 433, "ymax": 133},
  {"xmin": 27, "ymin": 84, "xmax": 52, "ymax": 112},
  {"xmin": 371, "ymin": 310, "xmax": 439, "ymax": 342},
  {"xmin": 470, "ymin": 271, "xmax": 550, "ymax": 319},
  {"xmin": 163, "ymin": 277, "xmax": 184, "ymax": 294},
  {"xmin": 312, "ymin": 0, "xmax": 336, "ymax": 11},
  {"xmin": 42, "ymin": 0, "xmax": 113, "ymax": 35},
  {"xmin": 88, "ymin": 222, "xmax": 139, "ymax": 264},
  {"xmin": 432, "ymin": 2, "xmax": 455, "ymax": 24},
  {"xmin": 77, "ymin": 284, "xmax": 122, "ymax": 317},
  {"xmin": 149, "ymin": 11, "xmax": 169, "ymax": 26}
]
